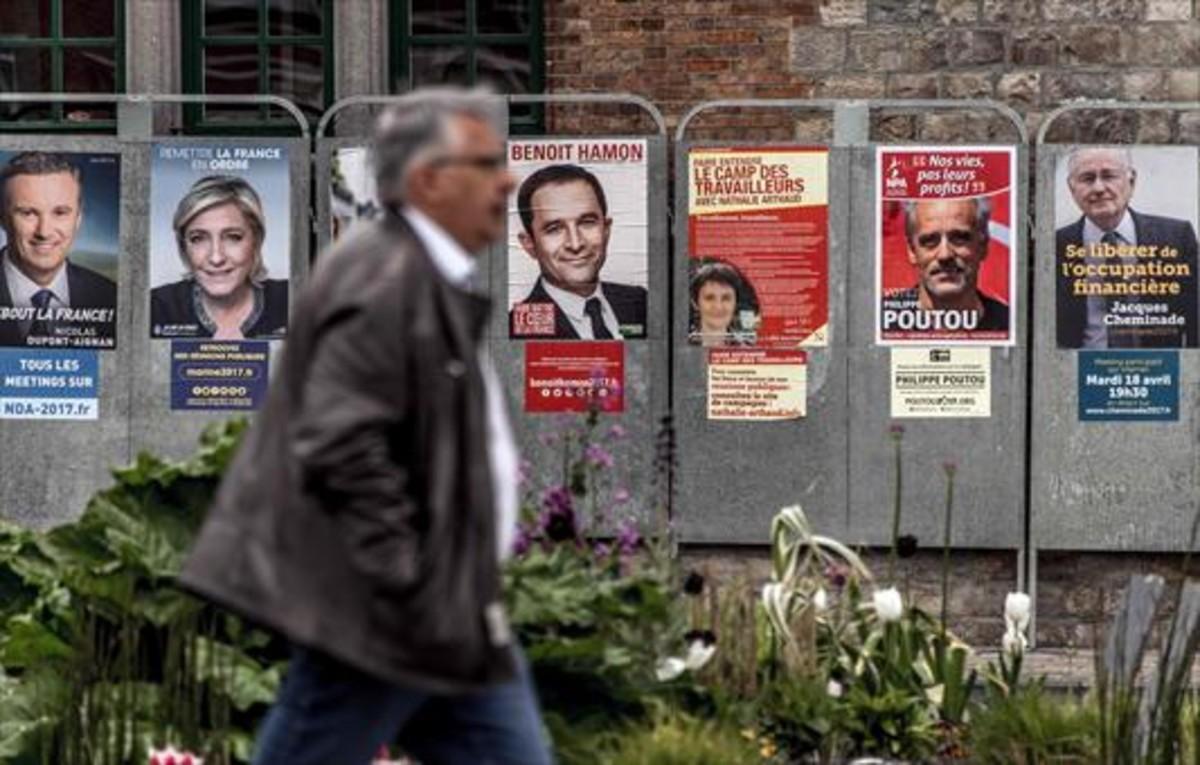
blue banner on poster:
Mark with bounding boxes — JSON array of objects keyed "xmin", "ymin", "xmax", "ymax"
[
  {"xmin": 1078, "ymin": 351, "xmax": 1178, "ymax": 422},
  {"xmin": 0, "ymin": 348, "xmax": 99, "ymax": 419},
  {"xmin": 171, "ymin": 341, "xmax": 268, "ymax": 411}
]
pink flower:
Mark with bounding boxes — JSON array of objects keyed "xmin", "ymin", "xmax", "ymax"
[{"xmin": 148, "ymin": 747, "xmax": 203, "ymax": 765}]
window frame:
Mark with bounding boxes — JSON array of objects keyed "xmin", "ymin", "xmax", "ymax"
[
  {"xmin": 388, "ymin": 0, "xmax": 544, "ymax": 133},
  {"xmin": 0, "ymin": 0, "xmax": 126, "ymax": 133},
  {"xmin": 181, "ymin": 0, "xmax": 334, "ymax": 135}
]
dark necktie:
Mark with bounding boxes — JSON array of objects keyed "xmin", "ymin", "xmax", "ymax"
[
  {"xmin": 27, "ymin": 289, "xmax": 55, "ymax": 341},
  {"xmin": 1102, "ymin": 230, "xmax": 1140, "ymax": 346},
  {"xmin": 584, "ymin": 297, "xmax": 613, "ymax": 340}
]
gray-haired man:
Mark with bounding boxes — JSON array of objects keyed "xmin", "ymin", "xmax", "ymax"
[{"xmin": 180, "ymin": 88, "xmax": 552, "ymax": 765}]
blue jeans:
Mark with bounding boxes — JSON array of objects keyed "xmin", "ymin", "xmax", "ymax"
[{"xmin": 252, "ymin": 644, "xmax": 554, "ymax": 765}]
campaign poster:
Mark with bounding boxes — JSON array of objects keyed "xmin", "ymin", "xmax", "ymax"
[
  {"xmin": 508, "ymin": 139, "xmax": 648, "ymax": 341},
  {"xmin": 0, "ymin": 349, "xmax": 99, "ymax": 420},
  {"xmin": 877, "ymin": 146, "xmax": 1016, "ymax": 346},
  {"xmin": 0, "ymin": 150, "xmax": 119, "ymax": 349},
  {"xmin": 170, "ymin": 340, "xmax": 269, "ymax": 411},
  {"xmin": 890, "ymin": 347, "xmax": 991, "ymax": 418},
  {"xmin": 329, "ymin": 145, "xmax": 379, "ymax": 241},
  {"xmin": 706, "ymin": 349, "xmax": 807, "ymax": 421},
  {"xmin": 524, "ymin": 341, "xmax": 624, "ymax": 413},
  {"xmin": 1054, "ymin": 146, "xmax": 1199, "ymax": 349},
  {"xmin": 1078, "ymin": 351, "xmax": 1178, "ymax": 421},
  {"xmin": 149, "ymin": 143, "xmax": 290, "ymax": 340},
  {"xmin": 688, "ymin": 147, "xmax": 828, "ymax": 348}
]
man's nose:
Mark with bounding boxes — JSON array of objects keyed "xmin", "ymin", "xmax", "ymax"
[
  {"xmin": 33, "ymin": 216, "xmax": 51, "ymax": 239},
  {"xmin": 565, "ymin": 225, "xmax": 584, "ymax": 250}
]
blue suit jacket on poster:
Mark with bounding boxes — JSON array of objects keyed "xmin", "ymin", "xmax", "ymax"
[
  {"xmin": 510, "ymin": 277, "xmax": 648, "ymax": 339},
  {"xmin": 1055, "ymin": 209, "xmax": 1199, "ymax": 348},
  {"xmin": 0, "ymin": 259, "xmax": 118, "ymax": 347}
]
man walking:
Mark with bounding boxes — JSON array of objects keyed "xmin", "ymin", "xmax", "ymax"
[{"xmin": 180, "ymin": 88, "xmax": 553, "ymax": 765}]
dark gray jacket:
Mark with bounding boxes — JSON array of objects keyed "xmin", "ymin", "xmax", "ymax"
[{"xmin": 179, "ymin": 210, "xmax": 514, "ymax": 692}]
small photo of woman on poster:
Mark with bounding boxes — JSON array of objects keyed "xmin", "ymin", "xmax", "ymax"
[
  {"xmin": 151, "ymin": 175, "xmax": 288, "ymax": 339},
  {"xmin": 688, "ymin": 259, "xmax": 760, "ymax": 347}
]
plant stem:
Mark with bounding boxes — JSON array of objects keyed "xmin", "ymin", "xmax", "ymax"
[
  {"xmin": 940, "ymin": 467, "xmax": 955, "ymax": 634},
  {"xmin": 889, "ymin": 430, "xmax": 903, "ymax": 582}
]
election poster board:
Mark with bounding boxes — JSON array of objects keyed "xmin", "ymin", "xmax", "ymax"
[
  {"xmin": 329, "ymin": 146, "xmax": 379, "ymax": 241},
  {"xmin": 1078, "ymin": 350, "xmax": 1179, "ymax": 421},
  {"xmin": 1053, "ymin": 146, "xmax": 1199, "ymax": 349},
  {"xmin": 687, "ymin": 147, "xmax": 829, "ymax": 348},
  {"xmin": 507, "ymin": 139, "xmax": 648, "ymax": 341},
  {"xmin": 706, "ymin": 349, "xmax": 807, "ymax": 421},
  {"xmin": 0, "ymin": 150, "xmax": 120, "ymax": 349},
  {"xmin": 524, "ymin": 341, "xmax": 624, "ymax": 413},
  {"xmin": 877, "ymin": 146, "xmax": 1016, "ymax": 346},
  {"xmin": 0, "ymin": 348, "xmax": 98, "ymax": 419},
  {"xmin": 889, "ymin": 347, "xmax": 991, "ymax": 418},
  {"xmin": 148, "ymin": 143, "xmax": 291, "ymax": 340},
  {"xmin": 170, "ymin": 340, "xmax": 269, "ymax": 411}
]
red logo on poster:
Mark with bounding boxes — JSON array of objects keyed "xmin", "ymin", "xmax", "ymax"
[
  {"xmin": 511, "ymin": 303, "xmax": 557, "ymax": 336},
  {"xmin": 524, "ymin": 342, "xmax": 624, "ymax": 413}
]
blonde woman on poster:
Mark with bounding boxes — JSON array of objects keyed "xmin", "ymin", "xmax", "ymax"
[{"xmin": 151, "ymin": 175, "xmax": 288, "ymax": 339}]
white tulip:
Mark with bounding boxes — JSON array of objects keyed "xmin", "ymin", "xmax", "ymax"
[
  {"xmin": 684, "ymin": 639, "xmax": 717, "ymax": 671},
  {"xmin": 812, "ymin": 587, "xmax": 829, "ymax": 613},
  {"xmin": 826, "ymin": 679, "xmax": 843, "ymax": 698},
  {"xmin": 1002, "ymin": 627, "xmax": 1027, "ymax": 658},
  {"xmin": 1005, "ymin": 592, "xmax": 1031, "ymax": 632},
  {"xmin": 654, "ymin": 657, "xmax": 686, "ymax": 682},
  {"xmin": 873, "ymin": 587, "xmax": 903, "ymax": 623}
]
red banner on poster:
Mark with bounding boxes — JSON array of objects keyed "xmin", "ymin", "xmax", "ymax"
[
  {"xmin": 687, "ymin": 147, "xmax": 828, "ymax": 348},
  {"xmin": 524, "ymin": 341, "xmax": 624, "ymax": 413},
  {"xmin": 877, "ymin": 146, "xmax": 1016, "ymax": 346}
]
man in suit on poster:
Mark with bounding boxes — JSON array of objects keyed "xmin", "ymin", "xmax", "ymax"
[
  {"xmin": 510, "ymin": 163, "xmax": 647, "ymax": 339},
  {"xmin": 0, "ymin": 151, "xmax": 117, "ymax": 347},
  {"xmin": 1056, "ymin": 147, "xmax": 1199, "ymax": 348}
]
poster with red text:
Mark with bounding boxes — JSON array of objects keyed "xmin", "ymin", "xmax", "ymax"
[
  {"xmin": 688, "ymin": 147, "xmax": 828, "ymax": 348},
  {"xmin": 877, "ymin": 146, "xmax": 1016, "ymax": 346},
  {"xmin": 707, "ymin": 349, "xmax": 807, "ymax": 421},
  {"xmin": 524, "ymin": 341, "xmax": 624, "ymax": 413}
]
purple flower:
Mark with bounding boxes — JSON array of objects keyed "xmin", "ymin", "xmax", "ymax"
[
  {"xmin": 943, "ymin": 460, "xmax": 957, "ymax": 476},
  {"xmin": 606, "ymin": 424, "xmax": 628, "ymax": 440},
  {"xmin": 889, "ymin": 423, "xmax": 905, "ymax": 437},
  {"xmin": 593, "ymin": 541, "xmax": 611, "ymax": 560},
  {"xmin": 511, "ymin": 525, "xmax": 533, "ymax": 557},
  {"xmin": 615, "ymin": 518, "xmax": 641, "ymax": 556},
  {"xmin": 537, "ymin": 432, "xmax": 557, "ymax": 447},
  {"xmin": 541, "ymin": 485, "xmax": 573, "ymax": 514},
  {"xmin": 612, "ymin": 488, "xmax": 631, "ymax": 505},
  {"xmin": 824, "ymin": 563, "xmax": 848, "ymax": 589},
  {"xmin": 540, "ymin": 486, "xmax": 577, "ymax": 542},
  {"xmin": 585, "ymin": 444, "xmax": 615, "ymax": 469}
]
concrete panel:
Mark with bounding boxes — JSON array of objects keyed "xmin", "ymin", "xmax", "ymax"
[
  {"xmin": 0, "ymin": 136, "xmax": 132, "ymax": 528},
  {"xmin": 844, "ymin": 145, "xmax": 1027, "ymax": 550},
  {"xmin": 1030, "ymin": 145, "xmax": 1199, "ymax": 552},
  {"xmin": 125, "ymin": 139, "xmax": 309, "ymax": 464},
  {"xmin": 673, "ymin": 143, "xmax": 851, "ymax": 544},
  {"xmin": 491, "ymin": 136, "xmax": 671, "ymax": 531}
]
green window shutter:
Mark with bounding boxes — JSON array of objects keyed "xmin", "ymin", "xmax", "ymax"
[
  {"xmin": 389, "ymin": 0, "xmax": 544, "ymax": 134},
  {"xmin": 0, "ymin": 0, "xmax": 124, "ymax": 133},
  {"xmin": 181, "ymin": 0, "xmax": 333, "ymax": 136}
]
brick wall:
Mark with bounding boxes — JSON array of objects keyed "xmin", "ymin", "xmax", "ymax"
[{"xmin": 545, "ymin": 0, "xmax": 1199, "ymax": 140}]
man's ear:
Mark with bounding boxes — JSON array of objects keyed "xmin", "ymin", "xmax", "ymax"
[
  {"xmin": 906, "ymin": 243, "xmax": 918, "ymax": 266},
  {"xmin": 1128, "ymin": 168, "xmax": 1137, "ymax": 193}
]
